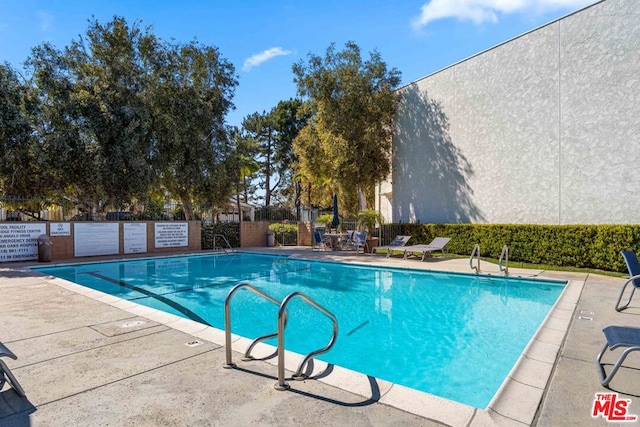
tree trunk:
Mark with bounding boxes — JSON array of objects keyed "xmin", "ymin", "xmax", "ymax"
[
  {"xmin": 294, "ymin": 180, "xmax": 301, "ymax": 219},
  {"xmin": 242, "ymin": 176, "xmax": 249, "ymax": 207},
  {"xmin": 236, "ymin": 190, "xmax": 242, "ymax": 222},
  {"xmin": 265, "ymin": 127, "xmax": 273, "ymax": 207},
  {"xmin": 180, "ymin": 196, "xmax": 195, "ymax": 221},
  {"xmin": 357, "ymin": 187, "xmax": 367, "ymax": 211}
]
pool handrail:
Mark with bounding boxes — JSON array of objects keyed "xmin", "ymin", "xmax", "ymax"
[
  {"xmin": 276, "ymin": 291, "xmax": 339, "ymax": 390},
  {"xmin": 470, "ymin": 243, "xmax": 481, "ymax": 273},
  {"xmin": 223, "ymin": 284, "xmax": 339, "ymax": 392},
  {"xmin": 213, "ymin": 234, "xmax": 236, "ymax": 254},
  {"xmin": 223, "ymin": 283, "xmax": 283, "ymax": 368},
  {"xmin": 499, "ymin": 245, "xmax": 509, "ymax": 275}
]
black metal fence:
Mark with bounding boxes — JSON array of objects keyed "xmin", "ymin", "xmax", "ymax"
[
  {"xmin": 0, "ymin": 196, "xmax": 67, "ymax": 221},
  {"xmin": 0, "ymin": 196, "xmax": 215, "ymax": 222}
]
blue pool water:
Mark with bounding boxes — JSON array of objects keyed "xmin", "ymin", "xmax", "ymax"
[{"xmin": 35, "ymin": 253, "xmax": 565, "ymax": 408}]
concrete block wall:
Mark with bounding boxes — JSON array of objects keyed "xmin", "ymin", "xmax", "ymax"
[
  {"xmin": 240, "ymin": 221, "xmax": 270, "ymax": 247},
  {"xmin": 297, "ymin": 222, "xmax": 312, "ymax": 246},
  {"xmin": 387, "ymin": 0, "xmax": 640, "ymax": 225},
  {"xmin": 41, "ymin": 221, "xmax": 201, "ymax": 262}
]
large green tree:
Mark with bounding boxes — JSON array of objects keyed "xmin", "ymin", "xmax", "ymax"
[
  {"xmin": 271, "ymin": 98, "xmax": 311, "ymax": 212},
  {"xmin": 27, "ymin": 43, "xmax": 102, "ymax": 209},
  {"xmin": 0, "ymin": 64, "xmax": 45, "ymax": 197},
  {"xmin": 22, "ymin": 16, "xmax": 238, "ymax": 218},
  {"xmin": 150, "ymin": 40, "xmax": 238, "ymax": 219},
  {"xmin": 29, "ymin": 17, "xmax": 157, "ymax": 209},
  {"xmin": 241, "ymin": 98, "xmax": 309, "ymax": 208},
  {"xmin": 241, "ymin": 110, "xmax": 277, "ymax": 206},
  {"xmin": 228, "ymin": 126, "xmax": 260, "ymax": 220},
  {"xmin": 292, "ymin": 41, "xmax": 402, "ymax": 213}
]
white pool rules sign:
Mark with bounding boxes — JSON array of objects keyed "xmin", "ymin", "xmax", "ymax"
[
  {"xmin": 0, "ymin": 223, "xmax": 46, "ymax": 262},
  {"xmin": 154, "ymin": 222, "xmax": 188, "ymax": 248}
]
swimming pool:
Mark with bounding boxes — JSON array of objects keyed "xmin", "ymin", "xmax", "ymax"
[{"xmin": 35, "ymin": 252, "xmax": 566, "ymax": 408}]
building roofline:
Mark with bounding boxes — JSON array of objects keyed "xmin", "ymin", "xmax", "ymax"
[{"xmin": 399, "ymin": 0, "xmax": 606, "ymax": 90}]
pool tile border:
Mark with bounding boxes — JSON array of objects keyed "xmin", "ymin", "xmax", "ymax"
[
  {"xmin": 483, "ymin": 278, "xmax": 583, "ymax": 425},
  {"xmin": 29, "ymin": 259, "xmax": 582, "ymax": 427}
]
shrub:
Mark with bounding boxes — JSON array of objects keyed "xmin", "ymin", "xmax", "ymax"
[
  {"xmin": 315, "ymin": 214, "xmax": 334, "ymax": 229},
  {"xmin": 268, "ymin": 223, "xmax": 297, "ymax": 234},
  {"xmin": 357, "ymin": 209, "xmax": 383, "ymax": 233},
  {"xmin": 268, "ymin": 223, "xmax": 298, "ymax": 246},
  {"xmin": 201, "ymin": 223, "xmax": 240, "ymax": 249},
  {"xmin": 398, "ymin": 223, "xmax": 640, "ymax": 273}
]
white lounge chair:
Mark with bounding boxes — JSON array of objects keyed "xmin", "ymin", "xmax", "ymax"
[
  {"xmin": 372, "ymin": 235, "xmax": 412, "ymax": 257},
  {"xmin": 403, "ymin": 237, "xmax": 451, "ymax": 261}
]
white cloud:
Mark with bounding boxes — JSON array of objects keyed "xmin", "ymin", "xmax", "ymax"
[
  {"xmin": 37, "ymin": 11, "xmax": 53, "ymax": 32},
  {"xmin": 242, "ymin": 47, "xmax": 293, "ymax": 72},
  {"xmin": 412, "ymin": 0, "xmax": 598, "ymax": 29}
]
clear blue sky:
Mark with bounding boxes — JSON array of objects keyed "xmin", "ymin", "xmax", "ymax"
[{"xmin": 0, "ymin": 0, "xmax": 598, "ymax": 128}]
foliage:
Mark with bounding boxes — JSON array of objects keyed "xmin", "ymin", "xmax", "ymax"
[
  {"xmin": 241, "ymin": 98, "xmax": 310, "ymax": 207},
  {"xmin": 28, "ymin": 17, "xmax": 157, "ymax": 207},
  {"xmin": 268, "ymin": 223, "xmax": 297, "ymax": 234},
  {"xmin": 0, "ymin": 195, "xmax": 59, "ymax": 221},
  {"xmin": 292, "ymin": 41, "xmax": 402, "ymax": 213},
  {"xmin": 357, "ymin": 209, "xmax": 383, "ymax": 232},
  {"xmin": 201, "ymin": 223, "xmax": 240, "ymax": 249},
  {"xmin": 149, "ymin": 37, "xmax": 237, "ymax": 219},
  {"xmin": 2, "ymin": 16, "xmax": 238, "ymax": 217},
  {"xmin": 271, "ymin": 99, "xmax": 312, "ymax": 210},
  {"xmin": 228, "ymin": 127, "xmax": 260, "ymax": 213},
  {"xmin": 315, "ymin": 214, "xmax": 334, "ymax": 229},
  {"xmin": 137, "ymin": 199, "xmax": 168, "ymax": 220},
  {"xmin": 398, "ymin": 223, "xmax": 640, "ymax": 273},
  {"xmin": 241, "ymin": 110, "xmax": 277, "ymax": 206},
  {"xmin": 267, "ymin": 222, "xmax": 298, "ymax": 246},
  {"xmin": 0, "ymin": 64, "xmax": 51, "ymax": 198}
]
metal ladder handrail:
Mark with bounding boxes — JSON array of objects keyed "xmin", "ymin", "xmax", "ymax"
[
  {"xmin": 470, "ymin": 243, "xmax": 481, "ymax": 273},
  {"xmin": 275, "ymin": 291, "xmax": 339, "ymax": 390},
  {"xmin": 223, "ymin": 283, "xmax": 283, "ymax": 368},
  {"xmin": 213, "ymin": 234, "xmax": 236, "ymax": 254},
  {"xmin": 499, "ymin": 245, "xmax": 509, "ymax": 275}
]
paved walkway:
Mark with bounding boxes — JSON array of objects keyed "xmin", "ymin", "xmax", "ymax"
[{"xmin": 0, "ymin": 248, "xmax": 639, "ymax": 426}]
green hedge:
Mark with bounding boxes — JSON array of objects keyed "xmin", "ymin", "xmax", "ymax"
[
  {"xmin": 201, "ymin": 223, "xmax": 240, "ymax": 249},
  {"xmin": 268, "ymin": 223, "xmax": 298, "ymax": 246},
  {"xmin": 397, "ymin": 223, "xmax": 640, "ymax": 273}
]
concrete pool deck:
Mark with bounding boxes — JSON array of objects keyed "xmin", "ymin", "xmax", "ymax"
[{"xmin": 0, "ymin": 247, "xmax": 639, "ymax": 426}]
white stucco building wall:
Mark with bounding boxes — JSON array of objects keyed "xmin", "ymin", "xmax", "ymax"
[{"xmin": 378, "ymin": 0, "xmax": 640, "ymax": 225}]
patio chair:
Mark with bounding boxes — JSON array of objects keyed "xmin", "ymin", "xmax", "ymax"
[
  {"xmin": 312, "ymin": 231, "xmax": 331, "ymax": 251},
  {"xmin": 0, "ymin": 341, "xmax": 26, "ymax": 397},
  {"xmin": 617, "ymin": 251, "xmax": 640, "ymax": 312},
  {"xmin": 338, "ymin": 230, "xmax": 355, "ymax": 250},
  {"xmin": 372, "ymin": 235, "xmax": 412, "ymax": 257},
  {"xmin": 345, "ymin": 231, "xmax": 368, "ymax": 254},
  {"xmin": 402, "ymin": 237, "xmax": 452, "ymax": 261},
  {"xmin": 596, "ymin": 325, "xmax": 640, "ymax": 387}
]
